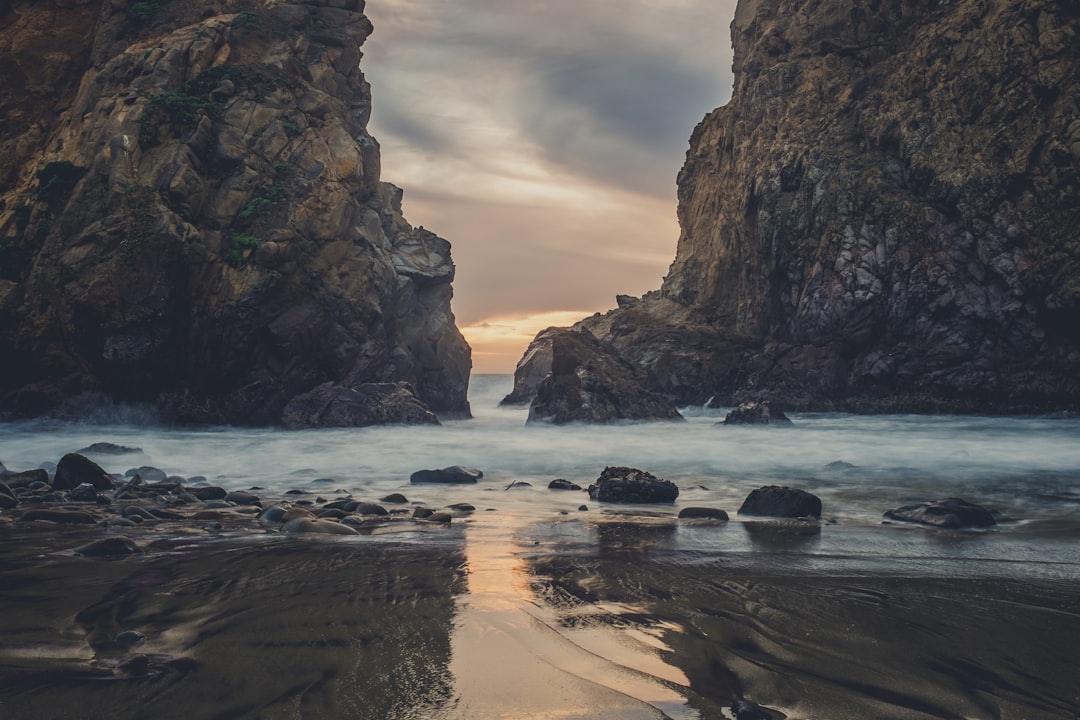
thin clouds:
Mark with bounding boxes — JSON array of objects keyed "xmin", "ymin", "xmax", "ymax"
[{"xmin": 362, "ymin": 0, "xmax": 738, "ymax": 370}]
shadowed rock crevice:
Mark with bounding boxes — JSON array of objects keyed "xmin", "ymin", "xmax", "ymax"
[{"xmin": 0, "ymin": 0, "xmax": 470, "ymax": 426}]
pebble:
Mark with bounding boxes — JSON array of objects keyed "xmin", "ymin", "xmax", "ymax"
[
  {"xmin": 351, "ymin": 502, "xmax": 388, "ymax": 516},
  {"xmin": 224, "ymin": 490, "xmax": 261, "ymax": 506},
  {"xmin": 69, "ymin": 483, "xmax": 99, "ymax": 502}
]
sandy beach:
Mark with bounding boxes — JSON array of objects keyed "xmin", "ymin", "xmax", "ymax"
[{"xmin": 2, "ymin": 508, "xmax": 1078, "ymax": 720}]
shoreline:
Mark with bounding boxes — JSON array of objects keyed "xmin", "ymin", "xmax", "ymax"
[{"xmin": 2, "ymin": 512, "xmax": 1079, "ymax": 719}]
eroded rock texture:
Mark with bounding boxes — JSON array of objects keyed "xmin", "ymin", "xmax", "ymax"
[
  {"xmin": 510, "ymin": 0, "xmax": 1080, "ymax": 414},
  {"xmin": 0, "ymin": 0, "xmax": 471, "ymax": 425}
]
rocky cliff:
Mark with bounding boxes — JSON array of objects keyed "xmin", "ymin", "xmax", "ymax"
[
  {"xmin": 510, "ymin": 0, "xmax": 1080, "ymax": 413},
  {"xmin": 0, "ymin": 0, "xmax": 471, "ymax": 425}
]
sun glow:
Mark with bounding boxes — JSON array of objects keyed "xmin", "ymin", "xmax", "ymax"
[{"xmin": 461, "ymin": 310, "xmax": 596, "ymax": 373}]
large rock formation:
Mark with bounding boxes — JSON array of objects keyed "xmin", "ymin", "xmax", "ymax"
[
  {"xmin": 0, "ymin": 0, "xmax": 471, "ymax": 425},
  {"xmin": 503, "ymin": 326, "xmax": 682, "ymax": 424},
  {"xmin": 509, "ymin": 0, "xmax": 1080, "ymax": 413}
]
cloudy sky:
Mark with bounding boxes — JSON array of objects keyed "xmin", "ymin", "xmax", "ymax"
[{"xmin": 362, "ymin": 0, "xmax": 739, "ymax": 372}]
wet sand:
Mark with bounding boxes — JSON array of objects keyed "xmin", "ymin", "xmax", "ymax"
[{"xmin": 2, "ymin": 514, "xmax": 1079, "ymax": 719}]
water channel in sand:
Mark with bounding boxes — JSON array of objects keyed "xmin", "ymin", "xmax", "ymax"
[{"xmin": 2, "ymin": 375, "xmax": 1080, "ymax": 718}]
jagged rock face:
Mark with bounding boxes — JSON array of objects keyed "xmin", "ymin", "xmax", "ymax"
[
  {"xmin": 507, "ymin": 327, "xmax": 683, "ymax": 424},
  {"xmin": 520, "ymin": 0, "xmax": 1080, "ymax": 413},
  {"xmin": 0, "ymin": 0, "xmax": 471, "ymax": 424}
]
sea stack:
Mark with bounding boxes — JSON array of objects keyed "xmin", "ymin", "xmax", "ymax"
[
  {"xmin": 0, "ymin": 0, "xmax": 470, "ymax": 426},
  {"xmin": 506, "ymin": 0, "xmax": 1080, "ymax": 415}
]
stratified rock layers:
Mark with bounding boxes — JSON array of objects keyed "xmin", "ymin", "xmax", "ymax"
[
  {"xmin": 0, "ymin": 0, "xmax": 471, "ymax": 424},
  {"xmin": 516, "ymin": 0, "xmax": 1080, "ymax": 413}
]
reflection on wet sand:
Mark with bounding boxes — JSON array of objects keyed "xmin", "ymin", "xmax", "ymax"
[
  {"xmin": 0, "ymin": 531, "xmax": 466, "ymax": 720},
  {"xmin": 3, "ymin": 513, "xmax": 1080, "ymax": 720},
  {"xmin": 529, "ymin": 549, "xmax": 1080, "ymax": 719},
  {"xmin": 440, "ymin": 518, "xmax": 701, "ymax": 719}
]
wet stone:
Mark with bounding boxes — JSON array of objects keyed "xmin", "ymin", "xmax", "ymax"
[
  {"xmin": 380, "ymin": 493, "xmax": 408, "ymax": 503},
  {"xmin": 738, "ymin": 486, "xmax": 822, "ymax": 519},
  {"xmin": 410, "ymin": 466, "xmax": 483, "ymax": 484},
  {"xmin": 548, "ymin": 479, "xmax": 582, "ymax": 491},
  {"xmin": 54, "ymin": 453, "xmax": 114, "ymax": 491},
  {"xmin": 3, "ymin": 469, "xmax": 49, "ymax": 488},
  {"xmin": 224, "ymin": 490, "xmax": 261, "ymax": 506},
  {"xmin": 69, "ymin": 483, "xmax": 99, "ymax": 502},
  {"xmin": 351, "ymin": 502, "xmax": 388, "ymax": 516},
  {"xmin": 587, "ymin": 466, "xmax": 679, "ymax": 504},
  {"xmin": 75, "ymin": 536, "xmax": 142, "ymax": 556},
  {"xmin": 883, "ymin": 498, "xmax": 998, "ymax": 529},
  {"xmin": 191, "ymin": 483, "xmax": 226, "ymax": 500}
]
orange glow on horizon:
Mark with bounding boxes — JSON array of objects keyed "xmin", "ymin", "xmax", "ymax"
[{"xmin": 460, "ymin": 309, "xmax": 599, "ymax": 374}]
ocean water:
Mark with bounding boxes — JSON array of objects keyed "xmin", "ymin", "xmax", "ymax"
[
  {"xmin": 2, "ymin": 374, "xmax": 1079, "ymax": 578},
  {"xmin": 3, "ymin": 374, "xmax": 1080, "ymax": 719}
]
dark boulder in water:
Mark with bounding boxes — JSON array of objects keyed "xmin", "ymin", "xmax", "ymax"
[
  {"xmin": 282, "ymin": 382, "xmax": 440, "ymax": 429},
  {"xmin": 548, "ymin": 479, "xmax": 582, "ymax": 491},
  {"xmin": 883, "ymin": 498, "xmax": 998, "ymax": 529},
  {"xmin": 380, "ymin": 493, "xmax": 409, "ymax": 504},
  {"xmin": 738, "ymin": 486, "xmax": 821, "ymax": 519},
  {"xmin": 723, "ymin": 402, "xmax": 792, "ymax": 425},
  {"xmin": 587, "ymin": 466, "xmax": 679, "ymax": 504},
  {"xmin": 410, "ymin": 466, "xmax": 483, "ymax": 484},
  {"xmin": 77, "ymin": 442, "xmax": 143, "ymax": 455},
  {"xmin": 515, "ymin": 327, "xmax": 683, "ymax": 424},
  {"xmin": 54, "ymin": 453, "xmax": 113, "ymax": 491}
]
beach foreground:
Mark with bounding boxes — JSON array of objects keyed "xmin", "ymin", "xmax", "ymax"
[{"xmin": 2, "ymin": 511, "xmax": 1078, "ymax": 720}]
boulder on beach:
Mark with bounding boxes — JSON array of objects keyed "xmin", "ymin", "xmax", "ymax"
[
  {"xmin": 738, "ymin": 486, "xmax": 821, "ymax": 519},
  {"xmin": 54, "ymin": 453, "xmax": 114, "ymax": 491},
  {"xmin": 883, "ymin": 498, "xmax": 998, "ymax": 529},
  {"xmin": 723, "ymin": 401, "xmax": 792, "ymax": 425},
  {"xmin": 2, "ymin": 469, "xmax": 49, "ymax": 488},
  {"xmin": 410, "ymin": 466, "xmax": 483, "ymax": 484},
  {"xmin": 587, "ymin": 466, "xmax": 679, "ymax": 504}
]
